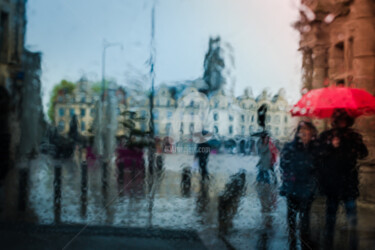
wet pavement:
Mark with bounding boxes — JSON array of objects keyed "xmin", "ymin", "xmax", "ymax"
[{"xmin": 2, "ymin": 153, "xmax": 375, "ymax": 249}]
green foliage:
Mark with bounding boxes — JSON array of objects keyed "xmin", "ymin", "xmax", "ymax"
[
  {"xmin": 48, "ymin": 80, "xmax": 76, "ymax": 122},
  {"xmin": 91, "ymin": 81, "xmax": 107, "ymax": 94}
]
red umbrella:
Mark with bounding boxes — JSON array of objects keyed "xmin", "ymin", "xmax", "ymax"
[{"xmin": 291, "ymin": 86, "xmax": 375, "ymax": 118}]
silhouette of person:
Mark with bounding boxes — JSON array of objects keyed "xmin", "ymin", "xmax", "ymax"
[
  {"xmin": 280, "ymin": 121, "xmax": 319, "ymax": 249},
  {"xmin": 194, "ymin": 130, "xmax": 211, "ymax": 181},
  {"xmin": 318, "ymin": 109, "xmax": 368, "ymax": 249}
]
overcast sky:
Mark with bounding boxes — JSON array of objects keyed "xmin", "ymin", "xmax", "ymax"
[{"xmin": 25, "ymin": 0, "xmax": 302, "ymax": 110}]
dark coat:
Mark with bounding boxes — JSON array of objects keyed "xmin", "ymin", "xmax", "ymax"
[
  {"xmin": 318, "ymin": 128, "xmax": 368, "ymax": 200},
  {"xmin": 279, "ymin": 139, "xmax": 319, "ymax": 200},
  {"xmin": 195, "ymin": 142, "xmax": 210, "ymax": 162}
]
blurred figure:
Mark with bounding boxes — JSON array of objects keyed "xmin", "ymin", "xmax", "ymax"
[
  {"xmin": 218, "ymin": 169, "xmax": 246, "ymax": 234},
  {"xmin": 255, "ymin": 132, "xmax": 278, "ymax": 185},
  {"xmin": 279, "ymin": 121, "xmax": 319, "ymax": 250},
  {"xmin": 194, "ymin": 130, "xmax": 211, "ymax": 181},
  {"xmin": 318, "ymin": 110, "xmax": 368, "ymax": 249},
  {"xmin": 86, "ymin": 137, "xmax": 98, "ymax": 169},
  {"xmin": 180, "ymin": 164, "xmax": 192, "ymax": 197},
  {"xmin": 115, "ymin": 137, "xmax": 145, "ymax": 196},
  {"xmin": 254, "ymin": 131, "xmax": 279, "ymax": 249}
]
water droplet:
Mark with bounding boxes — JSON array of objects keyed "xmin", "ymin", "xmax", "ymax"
[{"xmin": 324, "ymin": 14, "xmax": 335, "ymax": 24}]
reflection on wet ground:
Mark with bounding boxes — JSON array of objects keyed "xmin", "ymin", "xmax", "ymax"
[{"xmin": 4, "ymin": 154, "xmax": 375, "ymax": 249}]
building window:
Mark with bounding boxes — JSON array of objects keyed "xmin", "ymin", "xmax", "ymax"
[
  {"xmin": 242, "ymin": 103, "xmax": 246, "ymax": 109},
  {"xmin": 266, "ymin": 125, "xmax": 271, "ymax": 131},
  {"xmin": 274, "ymin": 115, "xmax": 280, "ymax": 124},
  {"xmin": 190, "ymin": 101, "xmax": 194, "ymax": 107},
  {"xmin": 154, "ymin": 123, "xmax": 159, "ymax": 135},
  {"xmin": 81, "ymin": 121, "xmax": 86, "ymax": 131},
  {"xmin": 165, "ymin": 123, "xmax": 171, "ymax": 134},
  {"xmin": 241, "ymin": 115, "xmax": 245, "ymax": 122},
  {"xmin": 241, "ymin": 126, "xmax": 245, "ymax": 135},
  {"xmin": 284, "ymin": 115, "xmax": 288, "ymax": 123},
  {"xmin": 59, "ymin": 108, "xmax": 65, "ymax": 117},
  {"xmin": 58, "ymin": 121, "xmax": 65, "ymax": 132},
  {"xmin": 90, "ymin": 108, "xmax": 95, "ymax": 117},
  {"xmin": 180, "ymin": 122, "xmax": 184, "ymax": 134},
  {"xmin": 348, "ymin": 38, "xmax": 353, "ymax": 70},
  {"xmin": 249, "ymin": 125, "xmax": 254, "ymax": 134},
  {"xmin": 80, "ymin": 108, "xmax": 86, "ymax": 117},
  {"xmin": 214, "ymin": 125, "xmax": 219, "ymax": 134},
  {"xmin": 189, "ymin": 123, "xmax": 194, "ymax": 134},
  {"xmin": 229, "ymin": 115, "xmax": 233, "ymax": 121},
  {"xmin": 334, "ymin": 41, "xmax": 345, "ymax": 74},
  {"xmin": 167, "ymin": 100, "xmax": 171, "ymax": 106},
  {"xmin": 275, "ymin": 127, "xmax": 279, "ymax": 136},
  {"xmin": 251, "ymin": 115, "xmax": 254, "ymax": 122},
  {"xmin": 167, "ymin": 111, "xmax": 173, "ymax": 119},
  {"xmin": 70, "ymin": 108, "xmax": 75, "ymax": 117},
  {"xmin": 214, "ymin": 101, "xmax": 219, "ymax": 108},
  {"xmin": 229, "ymin": 125, "xmax": 233, "ymax": 135},
  {"xmin": 214, "ymin": 113, "xmax": 218, "ymax": 121},
  {"xmin": 153, "ymin": 110, "xmax": 159, "ymax": 120},
  {"xmin": 266, "ymin": 115, "xmax": 271, "ymax": 123}
]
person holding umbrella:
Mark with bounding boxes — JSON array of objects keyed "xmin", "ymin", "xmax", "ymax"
[
  {"xmin": 290, "ymin": 86, "xmax": 375, "ymax": 249},
  {"xmin": 318, "ymin": 109, "xmax": 368, "ymax": 249}
]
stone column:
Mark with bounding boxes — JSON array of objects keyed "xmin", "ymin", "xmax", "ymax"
[
  {"xmin": 311, "ymin": 46, "xmax": 329, "ymax": 132},
  {"xmin": 351, "ymin": 2, "xmax": 375, "ymax": 202}
]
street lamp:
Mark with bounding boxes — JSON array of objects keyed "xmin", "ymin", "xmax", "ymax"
[
  {"xmin": 101, "ymin": 40, "xmax": 123, "ymax": 100},
  {"xmin": 100, "ymin": 40, "xmax": 122, "ymax": 200}
]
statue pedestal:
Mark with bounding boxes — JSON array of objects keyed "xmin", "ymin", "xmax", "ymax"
[{"xmin": 359, "ymin": 159, "xmax": 375, "ymax": 203}]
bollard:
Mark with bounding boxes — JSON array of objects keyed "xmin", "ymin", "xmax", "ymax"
[
  {"xmin": 18, "ymin": 168, "xmax": 29, "ymax": 212},
  {"xmin": 54, "ymin": 164, "xmax": 62, "ymax": 224},
  {"xmin": 181, "ymin": 166, "xmax": 191, "ymax": 197},
  {"xmin": 118, "ymin": 162, "xmax": 124, "ymax": 188},
  {"xmin": 80, "ymin": 161, "xmax": 88, "ymax": 218},
  {"xmin": 102, "ymin": 161, "xmax": 108, "ymax": 204},
  {"xmin": 148, "ymin": 147, "xmax": 155, "ymax": 176}
]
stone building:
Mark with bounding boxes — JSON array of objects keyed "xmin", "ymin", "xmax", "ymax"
[
  {"xmin": 0, "ymin": 0, "xmax": 44, "ymax": 182},
  {"xmin": 151, "ymin": 84, "xmax": 293, "ymax": 146},
  {"xmin": 297, "ymin": 0, "xmax": 375, "ymax": 202},
  {"xmin": 53, "ymin": 78, "xmax": 293, "ymax": 152},
  {"xmin": 54, "ymin": 78, "xmax": 127, "ymax": 137}
]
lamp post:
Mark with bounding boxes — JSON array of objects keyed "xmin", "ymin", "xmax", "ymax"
[
  {"xmin": 101, "ymin": 40, "xmax": 123, "ymax": 100},
  {"xmin": 100, "ymin": 40, "xmax": 122, "ymax": 202},
  {"xmin": 148, "ymin": 1, "xmax": 156, "ymax": 175}
]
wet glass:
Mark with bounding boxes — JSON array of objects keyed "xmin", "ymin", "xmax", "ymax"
[{"xmin": 1, "ymin": 0, "xmax": 375, "ymax": 249}]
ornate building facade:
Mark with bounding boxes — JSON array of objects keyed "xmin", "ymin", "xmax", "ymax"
[
  {"xmin": 53, "ymin": 78, "xmax": 294, "ymax": 150},
  {"xmin": 297, "ymin": 0, "xmax": 375, "ymax": 202}
]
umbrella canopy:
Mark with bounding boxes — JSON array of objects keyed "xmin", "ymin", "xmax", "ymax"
[{"xmin": 291, "ymin": 87, "xmax": 375, "ymax": 118}]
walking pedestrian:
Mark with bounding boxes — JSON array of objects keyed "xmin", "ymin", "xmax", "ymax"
[
  {"xmin": 318, "ymin": 109, "xmax": 368, "ymax": 249},
  {"xmin": 194, "ymin": 131, "xmax": 211, "ymax": 181},
  {"xmin": 255, "ymin": 132, "xmax": 278, "ymax": 185},
  {"xmin": 255, "ymin": 131, "xmax": 279, "ymax": 233},
  {"xmin": 279, "ymin": 121, "xmax": 319, "ymax": 249}
]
